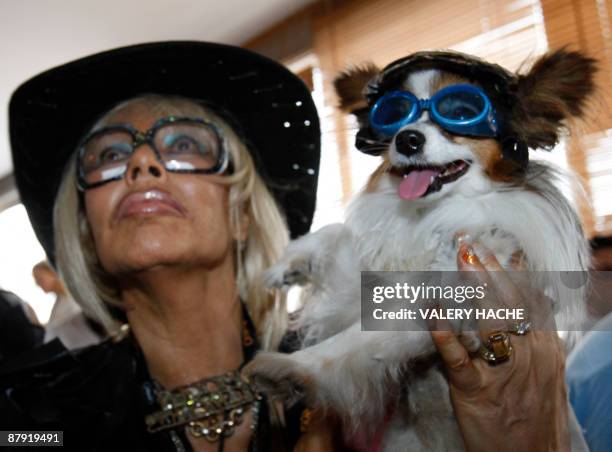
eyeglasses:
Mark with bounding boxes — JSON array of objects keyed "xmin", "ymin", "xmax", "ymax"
[
  {"xmin": 369, "ymin": 84, "xmax": 499, "ymax": 139},
  {"xmin": 77, "ymin": 116, "xmax": 230, "ymax": 190}
]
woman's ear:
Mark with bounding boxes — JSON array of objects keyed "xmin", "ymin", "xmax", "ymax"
[
  {"xmin": 232, "ymin": 204, "xmax": 250, "ymax": 244},
  {"xmin": 510, "ymin": 48, "xmax": 598, "ymax": 150},
  {"xmin": 333, "ymin": 62, "xmax": 380, "ymax": 113}
]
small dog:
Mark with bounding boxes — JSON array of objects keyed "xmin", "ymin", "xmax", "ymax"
[{"xmin": 244, "ymin": 49, "xmax": 596, "ymax": 450}]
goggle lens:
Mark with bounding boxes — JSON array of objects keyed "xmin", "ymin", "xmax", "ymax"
[
  {"xmin": 371, "ymin": 94, "xmax": 416, "ymax": 127},
  {"xmin": 434, "ymin": 89, "xmax": 486, "ymax": 122}
]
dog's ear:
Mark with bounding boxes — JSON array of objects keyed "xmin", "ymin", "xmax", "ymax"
[
  {"xmin": 333, "ymin": 62, "xmax": 380, "ymax": 113},
  {"xmin": 510, "ymin": 49, "xmax": 597, "ymax": 150}
]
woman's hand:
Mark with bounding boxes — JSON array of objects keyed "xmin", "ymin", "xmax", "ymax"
[
  {"xmin": 293, "ymin": 409, "xmax": 339, "ymax": 452},
  {"xmin": 431, "ymin": 241, "xmax": 571, "ymax": 452}
]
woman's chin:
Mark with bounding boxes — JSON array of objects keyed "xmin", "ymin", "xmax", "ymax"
[
  {"xmin": 101, "ymin": 240, "xmax": 230, "ymax": 277},
  {"xmin": 95, "ymin": 208, "xmax": 233, "ymax": 276}
]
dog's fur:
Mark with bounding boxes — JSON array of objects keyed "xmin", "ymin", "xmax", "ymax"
[{"xmin": 244, "ymin": 50, "xmax": 596, "ymax": 451}]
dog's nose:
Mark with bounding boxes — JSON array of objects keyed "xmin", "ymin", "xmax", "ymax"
[{"xmin": 395, "ymin": 130, "xmax": 426, "ymax": 157}]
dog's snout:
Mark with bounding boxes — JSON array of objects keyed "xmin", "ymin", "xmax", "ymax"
[{"xmin": 395, "ymin": 130, "xmax": 426, "ymax": 157}]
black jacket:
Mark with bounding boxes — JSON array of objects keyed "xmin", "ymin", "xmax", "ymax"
[{"xmin": 0, "ymin": 290, "xmax": 44, "ymax": 360}]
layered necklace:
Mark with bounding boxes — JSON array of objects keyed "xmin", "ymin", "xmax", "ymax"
[{"xmin": 144, "ymin": 303, "xmax": 262, "ymax": 451}]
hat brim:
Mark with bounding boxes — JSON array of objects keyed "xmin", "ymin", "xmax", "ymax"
[{"xmin": 9, "ymin": 41, "xmax": 320, "ymax": 261}]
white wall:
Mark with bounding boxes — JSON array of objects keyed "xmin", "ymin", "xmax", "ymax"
[{"xmin": 0, "ymin": 0, "xmax": 315, "ymax": 178}]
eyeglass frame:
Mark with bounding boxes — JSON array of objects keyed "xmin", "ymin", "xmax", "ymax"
[{"xmin": 76, "ymin": 116, "xmax": 231, "ymax": 191}]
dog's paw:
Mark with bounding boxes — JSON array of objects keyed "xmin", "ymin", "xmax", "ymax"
[
  {"xmin": 263, "ymin": 257, "xmax": 313, "ymax": 289},
  {"xmin": 242, "ymin": 352, "xmax": 314, "ymax": 407},
  {"xmin": 263, "ymin": 223, "xmax": 354, "ymax": 289}
]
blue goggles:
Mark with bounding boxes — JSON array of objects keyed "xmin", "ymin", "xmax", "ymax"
[{"xmin": 369, "ymin": 84, "xmax": 499, "ymax": 139}]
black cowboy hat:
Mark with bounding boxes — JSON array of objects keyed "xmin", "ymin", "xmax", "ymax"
[{"xmin": 9, "ymin": 41, "xmax": 320, "ymax": 262}]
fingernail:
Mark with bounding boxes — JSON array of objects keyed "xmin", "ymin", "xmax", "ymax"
[
  {"xmin": 461, "ymin": 245, "xmax": 478, "ymax": 265},
  {"xmin": 471, "ymin": 242, "xmax": 489, "ymax": 263},
  {"xmin": 454, "ymin": 232, "xmax": 472, "ymax": 249}
]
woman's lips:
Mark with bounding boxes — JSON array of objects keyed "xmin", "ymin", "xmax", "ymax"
[{"xmin": 115, "ymin": 189, "xmax": 186, "ymax": 220}]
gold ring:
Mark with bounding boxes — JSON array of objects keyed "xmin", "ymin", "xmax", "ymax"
[{"xmin": 479, "ymin": 331, "xmax": 512, "ymax": 365}]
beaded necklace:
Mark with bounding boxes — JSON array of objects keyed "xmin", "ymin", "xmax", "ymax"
[{"xmin": 142, "ymin": 302, "xmax": 262, "ymax": 452}]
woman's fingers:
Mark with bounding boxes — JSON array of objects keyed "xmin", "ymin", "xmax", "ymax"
[
  {"xmin": 457, "ymin": 244, "xmax": 508, "ymax": 341},
  {"xmin": 471, "ymin": 242, "xmax": 526, "ymax": 310},
  {"xmin": 508, "ymin": 250, "xmax": 527, "ymax": 270},
  {"xmin": 454, "ymin": 233, "xmax": 524, "ymax": 306},
  {"xmin": 469, "ymin": 242, "xmax": 554, "ymax": 330},
  {"xmin": 431, "ymin": 318, "xmax": 481, "ymax": 393},
  {"xmin": 293, "ymin": 410, "xmax": 339, "ymax": 452}
]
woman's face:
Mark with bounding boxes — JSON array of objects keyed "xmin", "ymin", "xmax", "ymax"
[{"xmin": 83, "ymin": 100, "xmax": 236, "ymax": 277}]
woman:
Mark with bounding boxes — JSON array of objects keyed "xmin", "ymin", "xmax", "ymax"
[
  {"xmin": 2, "ymin": 42, "xmax": 319, "ymax": 451},
  {"xmin": 1, "ymin": 41, "xmax": 576, "ymax": 451}
]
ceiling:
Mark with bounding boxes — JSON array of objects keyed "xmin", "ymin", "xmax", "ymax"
[{"xmin": 0, "ymin": 0, "xmax": 315, "ymax": 180}]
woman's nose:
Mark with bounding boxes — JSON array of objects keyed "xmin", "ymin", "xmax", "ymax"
[{"xmin": 125, "ymin": 144, "xmax": 166, "ymax": 184}]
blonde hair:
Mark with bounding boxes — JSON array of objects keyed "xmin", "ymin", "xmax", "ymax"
[{"xmin": 54, "ymin": 95, "xmax": 290, "ymax": 350}]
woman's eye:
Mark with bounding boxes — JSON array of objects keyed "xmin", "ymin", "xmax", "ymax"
[
  {"xmin": 177, "ymin": 139, "xmax": 195, "ymax": 152},
  {"xmin": 167, "ymin": 135, "xmax": 208, "ymax": 155},
  {"xmin": 99, "ymin": 146, "xmax": 128, "ymax": 163}
]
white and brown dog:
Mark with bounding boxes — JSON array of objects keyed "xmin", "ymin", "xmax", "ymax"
[{"xmin": 245, "ymin": 50, "xmax": 596, "ymax": 450}]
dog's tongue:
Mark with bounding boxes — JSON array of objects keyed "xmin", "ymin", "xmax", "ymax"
[{"xmin": 398, "ymin": 169, "xmax": 440, "ymax": 200}]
